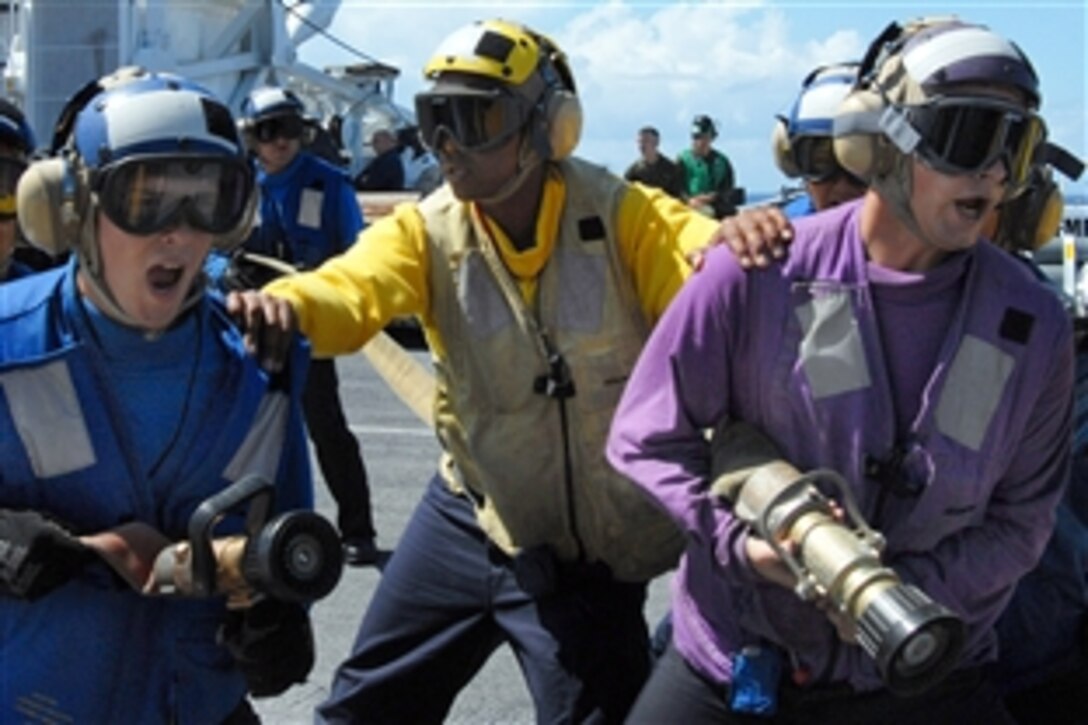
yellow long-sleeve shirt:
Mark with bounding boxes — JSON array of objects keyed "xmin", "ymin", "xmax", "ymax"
[{"xmin": 265, "ymin": 165, "xmax": 720, "ymax": 359}]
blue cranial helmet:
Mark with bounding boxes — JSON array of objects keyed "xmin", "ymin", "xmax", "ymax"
[
  {"xmin": 772, "ymin": 63, "xmax": 859, "ymax": 179},
  {"xmin": 241, "ymin": 86, "xmax": 306, "ymax": 126},
  {"xmin": 786, "ymin": 64, "xmax": 859, "ymax": 141},
  {"xmin": 72, "ymin": 71, "xmax": 246, "ymax": 171}
]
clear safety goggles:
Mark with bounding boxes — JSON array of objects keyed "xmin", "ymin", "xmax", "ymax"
[
  {"xmin": 414, "ymin": 90, "xmax": 529, "ymax": 153},
  {"xmin": 0, "ymin": 157, "xmax": 27, "ymax": 219},
  {"xmin": 94, "ymin": 156, "xmax": 253, "ymax": 236},
  {"xmin": 790, "ymin": 136, "xmax": 850, "ymax": 183},
  {"xmin": 252, "ymin": 115, "xmax": 304, "ymax": 144},
  {"xmin": 906, "ymin": 96, "xmax": 1044, "ymax": 188}
]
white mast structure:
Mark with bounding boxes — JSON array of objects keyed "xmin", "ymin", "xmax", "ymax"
[{"xmin": 0, "ymin": 0, "xmax": 407, "ymax": 176}]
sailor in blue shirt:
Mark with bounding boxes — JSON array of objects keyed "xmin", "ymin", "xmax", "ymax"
[
  {"xmin": 235, "ymin": 85, "xmax": 380, "ymax": 566},
  {"xmin": 0, "ymin": 69, "xmax": 315, "ymax": 724}
]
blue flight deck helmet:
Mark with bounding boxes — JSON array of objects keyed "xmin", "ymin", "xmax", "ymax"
[
  {"xmin": 17, "ymin": 69, "xmax": 256, "ymax": 327},
  {"xmin": 772, "ymin": 63, "xmax": 859, "ymax": 180},
  {"xmin": 240, "ymin": 86, "xmax": 313, "ymax": 147}
]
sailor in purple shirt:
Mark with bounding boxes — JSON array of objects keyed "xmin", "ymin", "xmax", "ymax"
[{"xmin": 609, "ymin": 18, "xmax": 1073, "ymax": 723}]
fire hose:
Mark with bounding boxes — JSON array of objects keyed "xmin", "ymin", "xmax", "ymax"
[
  {"xmin": 83, "ymin": 474, "xmax": 342, "ymax": 607},
  {"xmin": 710, "ymin": 421, "xmax": 966, "ymax": 696}
]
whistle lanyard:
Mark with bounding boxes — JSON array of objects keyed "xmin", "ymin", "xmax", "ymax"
[{"xmin": 475, "ymin": 211, "xmax": 586, "ymax": 561}]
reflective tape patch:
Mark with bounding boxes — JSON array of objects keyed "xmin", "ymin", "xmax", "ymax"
[
  {"xmin": 222, "ymin": 391, "xmax": 289, "ymax": 483},
  {"xmin": 297, "ymin": 188, "xmax": 324, "ymax": 229},
  {"xmin": 459, "ymin": 252, "xmax": 513, "ymax": 338},
  {"xmin": 556, "ymin": 247, "xmax": 605, "ymax": 333},
  {"xmin": 935, "ymin": 335, "xmax": 1014, "ymax": 451},
  {"xmin": 795, "ymin": 291, "xmax": 871, "ymax": 399},
  {"xmin": 0, "ymin": 360, "xmax": 96, "ymax": 477}
]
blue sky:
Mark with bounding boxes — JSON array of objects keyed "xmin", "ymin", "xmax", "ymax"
[{"xmin": 299, "ymin": 1, "xmax": 1087, "ymax": 196}]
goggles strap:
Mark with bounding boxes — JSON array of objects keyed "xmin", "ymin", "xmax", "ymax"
[
  {"xmin": 77, "ymin": 248, "xmax": 144, "ymax": 333},
  {"xmin": 874, "ymin": 152, "xmax": 947, "ymax": 252},
  {"xmin": 80, "ymin": 195, "xmax": 206, "ymax": 335}
]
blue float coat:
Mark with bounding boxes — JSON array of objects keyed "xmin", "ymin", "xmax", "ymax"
[{"xmin": 0, "ymin": 260, "xmax": 313, "ymax": 723}]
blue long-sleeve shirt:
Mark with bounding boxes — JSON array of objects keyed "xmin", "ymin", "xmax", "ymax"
[
  {"xmin": 245, "ymin": 151, "xmax": 365, "ymax": 270},
  {"xmin": 0, "ymin": 261, "xmax": 313, "ymax": 723}
]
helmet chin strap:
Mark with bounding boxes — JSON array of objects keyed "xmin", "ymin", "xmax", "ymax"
[
  {"xmin": 470, "ymin": 135, "xmax": 544, "ymax": 207},
  {"xmin": 872, "ymin": 152, "xmax": 946, "ymax": 253}
]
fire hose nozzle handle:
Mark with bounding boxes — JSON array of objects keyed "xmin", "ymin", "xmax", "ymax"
[{"xmin": 710, "ymin": 421, "xmax": 789, "ymax": 499}]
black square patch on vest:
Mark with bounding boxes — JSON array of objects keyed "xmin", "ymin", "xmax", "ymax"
[
  {"xmin": 578, "ymin": 216, "xmax": 605, "ymax": 242},
  {"xmin": 999, "ymin": 308, "xmax": 1035, "ymax": 345}
]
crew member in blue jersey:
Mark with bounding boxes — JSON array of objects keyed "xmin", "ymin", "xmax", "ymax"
[
  {"xmin": 0, "ymin": 69, "xmax": 315, "ymax": 723},
  {"xmin": 237, "ymin": 86, "xmax": 379, "ymax": 567}
]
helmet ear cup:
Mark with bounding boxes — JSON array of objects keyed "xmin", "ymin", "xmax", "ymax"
[
  {"xmin": 543, "ymin": 89, "xmax": 582, "ymax": 160},
  {"xmin": 1033, "ymin": 185, "xmax": 1066, "ymax": 250},
  {"xmin": 771, "ymin": 117, "xmax": 799, "ymax": 178},
  {"xmin": 528, "ymin": 33, "xmax": 581, "ymax": 161},
  {"xmin": 994, "ymin": 175, "xmax": 1065, "ymax": 252},
  {"xmin": 832, "ymin": 87, "xmax": 892, "ymax": 182},
  {"xmin": 240, "ymin": 123, "xmax": 259, "ymax": 154},
  {"xmin": 16, "ymin": 155, "xmax": 88, "ymax": 255}
]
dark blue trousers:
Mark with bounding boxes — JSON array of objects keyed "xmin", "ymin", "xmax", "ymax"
[
  {"xmin": 303, "ymin": 358, "xmax": 374, "ymax": 540},
  {"xmin": 317, "ymin": 475, "xmax": 650, "ymax": 724},
  {"xmin": 629, "ymin": 645, "xmax": 1014, "ymax": 725}
]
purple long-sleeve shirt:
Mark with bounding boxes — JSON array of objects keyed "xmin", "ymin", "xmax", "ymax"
[{"xmin": 608, "ymin": 200, "xmax": 1073, "ymax": 691}]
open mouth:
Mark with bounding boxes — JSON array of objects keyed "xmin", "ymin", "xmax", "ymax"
[{"xmin": 147, "ymin": 264, "xmax": 185, "ymax": 292}]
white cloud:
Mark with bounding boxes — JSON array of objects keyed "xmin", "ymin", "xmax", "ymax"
[
  {"xmin": 548, "ymin": 3, "xmax": 866, "ymax": 188},
  {"xmin": 300, "ymin": 2, "xmax": 1082, "ymax": 196},
  {"xmin": 301, "ymin": 2, "xmax": 866, "ymax": 190}
]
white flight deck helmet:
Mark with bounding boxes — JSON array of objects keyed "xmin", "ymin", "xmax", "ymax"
[{"xmin": 832, "ymin": 17, "xmax": 1044, "ymax": 242}]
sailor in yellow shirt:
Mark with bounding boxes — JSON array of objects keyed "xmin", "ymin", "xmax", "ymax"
[{"xmin": 230, "ymin": 19, "xmax": 720, "ymax": 724}]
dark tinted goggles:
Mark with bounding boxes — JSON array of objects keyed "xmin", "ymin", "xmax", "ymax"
[
  {"xmin": 790, "ymin": 136, "xmax": 848, "ymax": 182},
  {"xmin": 0, "ymin": 157, "xmax": 27, "ymax": 218},
  {"xmin": 415, "ymin": 91, "xmax": 528, "ymax": 152},
  {"xmin": 96, "ymin": 156, "xmax": 253, "ymax": 236},
  {"xmin": 907, "ymin": 97, "xmax": 1044, "ymax": 188},
  {"xmin": 253, "ymin": 115, "xmax": 304, "ymax": 143}
]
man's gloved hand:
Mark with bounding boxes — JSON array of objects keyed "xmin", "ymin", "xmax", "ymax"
[
  {"xmin": 219, "ymin": 598, "xmax": 315, "ymax": 698},
  {"xmin": 0, "ymin": 509, "xmax": 94, "ymax": 601}
]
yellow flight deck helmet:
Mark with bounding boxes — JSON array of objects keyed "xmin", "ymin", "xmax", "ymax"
[{"xmin": 415, "ymin": 19, "xmax": 582, "ymax": 161}]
